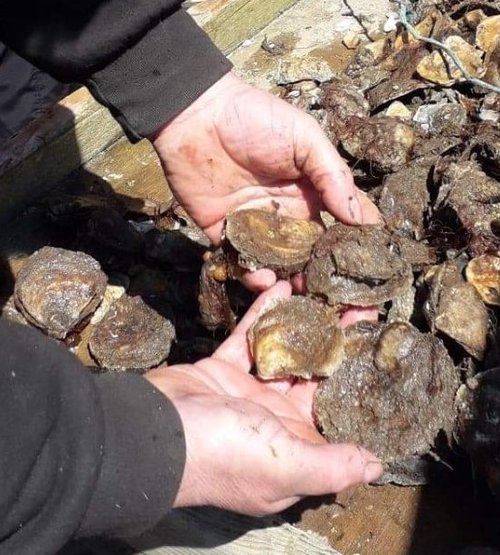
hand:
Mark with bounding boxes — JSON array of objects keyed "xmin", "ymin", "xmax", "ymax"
[
  {"xmin": 146, "ymin": 282, "xmax": 382, "ymax": 516},
  {"xmin": 151, "ymin": 72, "xmax": 381, "ymax": 294}
]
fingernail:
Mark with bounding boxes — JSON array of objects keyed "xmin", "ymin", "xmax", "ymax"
[
  {"xmin": 347, "ymin": 193, "xmax": 363, "ymax": 225},
  {"xmin": 364, "ymin": 459, "xmax": 384, "ymax": 483}
]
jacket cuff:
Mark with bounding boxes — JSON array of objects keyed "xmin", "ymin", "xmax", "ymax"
[
  {"xmin": 86, "ymin": 9, "xmax": 232, "ymax": 142},
  {"xmin": 78, "ymin": 373, "xmax": 186, "ymax": 538}
]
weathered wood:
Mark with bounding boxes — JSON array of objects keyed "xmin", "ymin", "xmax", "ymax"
[
  {"xmin": 192, "ymin": 0, "xmax": 298, "ymax": 53},
  {"xmin": 0, "ymin": 89, "xmax": 122, "ymax": 223}
]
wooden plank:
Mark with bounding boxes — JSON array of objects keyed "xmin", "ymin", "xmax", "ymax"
[
  {"xmin": 192, "ymin": 0, "xmax": 298, "ymax": 53},
  {"xmin": 0, "ymin": 89, "xmax": 122, "ymax": 223}
]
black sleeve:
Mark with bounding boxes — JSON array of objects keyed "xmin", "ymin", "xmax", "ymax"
[
  {"xmin": 0, "ymin": 1, "xmax": 232, "ymax": 141},
  {"xmin": 0, "ymin": 319, "xmax": 186, "ymax": 555}
]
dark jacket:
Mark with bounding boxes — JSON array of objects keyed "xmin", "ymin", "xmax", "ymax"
[
  {"xmin": 0, "ymin": 0, "xmax": 232, "ymax": 140},
  {"xmin": 0, "ymin": 2, "xmax": 232, "ymax": 553}
]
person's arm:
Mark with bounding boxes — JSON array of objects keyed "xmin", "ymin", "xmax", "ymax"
[
  {"xmin": 0, "ymin": 1, "xmax": 232, "ymax": 141},
  {"xmin": 0, "ymin": 319, "xmax": 185, "ymax": 555}
]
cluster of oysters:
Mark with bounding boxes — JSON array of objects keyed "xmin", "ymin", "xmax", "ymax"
[
  {"xmin": 201, "ymin": 2, "xmax": 500, "ymax": 486},
  {"xmin": 0, "ymin": 1, "xmax": 499, "ymax": 489}
]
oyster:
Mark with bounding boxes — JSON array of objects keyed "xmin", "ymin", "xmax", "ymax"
[
  {"xmin": 476, "ymin": 15, "xmax": 500, "ymax": 54},
  {"xmin": 416, "ymin": 36, "xmax": 485, "ymax": 86},
  {"xmin": 89, "ymin": 295, "xmax": 175, "ymax": 370},
  {"xmin": 248, "ymin": 296, "xmax": 344, "ymax": 380},
  {"xmin": 15, "ymin": 247, "xmax": 107, "ymax": 339},
  {"xmin": 338, "ymin": 116, "xmax": 416, "ymax": 173},
  {"xmin": 198, "ymin": 250, "xmax": 237, "ymax": 331},
  {"xmin": 306, "ymin": 224, "xmax": 413, "ymax": 309},
  {"xmin": 224, "ymin": 209, "xmax": 324, "ymax": 277},
  {"xmin": 436, "ymin": 161, "xmax": 500, "ymax": 257},
  {"xmin": 466, "ymin": 254, "xmax": 500, "ymax": 305},
  {"xmin": 314, "ymin": 321, "xmax": 459, "ymax": 466},
  {"xmin": 424, "ymin": 261, "xmax": 489, "ymax": 359},
  {"xmin": 379, "ymin": 161, "xmax": 431, "ymax": 240}
]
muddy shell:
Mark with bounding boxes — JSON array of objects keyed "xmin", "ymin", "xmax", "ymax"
[
  {"xmin": 466, "ymin": 254, "xmax": 500, "ymax": 305},
  {"xmin": 89, "ymin": 295, "xmax": 175, "ymax": 370},
  {"xmin": 424, "ymin": 261, "xmax": 489, "ymax": 359},
  {"xmin": 15, "ymin": 247, "xmax": 107, "ymax": 339},
  {"xmin": 436, "ymin": 161, "xmax": 500, "ymax": 257},
  {"xmin": 306, "ymin": 224, "xmax": 412, "ymax": 308},
  {"xmin": 225, "ymin": 209, "xmax": 324, "ymax": 276},
  {"xmin": 338, "ymin": 116, "xmax": 416, "ymax": 173},
  {"xmin": 314, "ymin": 321, "xmax": 459, "ymax": 465},
  {"xmin": 248, "ymin": 296, "xmax": 344, "ymax": 380}
]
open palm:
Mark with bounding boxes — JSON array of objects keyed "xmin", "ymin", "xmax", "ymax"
[{"xmin": 146, "ymin": 282, "xmax": 382, "ymax": 516}]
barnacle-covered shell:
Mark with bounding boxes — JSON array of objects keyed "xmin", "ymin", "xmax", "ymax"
[
  {"xmin": 339, "ymin": 116, "xmax": 416, "ymax": 173},
  {"xmin": 248, "ymin": 296, "xmax": 344, "ymax": 380},
  {"xmin": 466, "ymin": 254, "xmax": 500, "ymax": 305},
  {"xmin": 424, "ymin": 262, "xmax": 489, "ymax": 359},
  {"xmin": 89, "ymin": 295, "xmax": 175, "ymax": 370},
  {"xmin": 314, "ymin": 321, "xmax": 459, "ymax": 462},
  {"xmin": 15, "ymin": 247, "xmax": 107, "ymax": 339},
  {"xmin": 225, "ymin": 209, "xmax": 324, "ymax": 276},
  {"xmin": 306, "ymin": 224, "xmax": 412, "ymax": 307},
  {"xmin": 416, "ymin": 36, "xmax": 485, "ymax": 86}
]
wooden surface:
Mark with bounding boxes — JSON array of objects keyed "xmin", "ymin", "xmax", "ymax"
[{"xmin": 191, "ymin": 0, "xmax": 298, "ymax": 53}]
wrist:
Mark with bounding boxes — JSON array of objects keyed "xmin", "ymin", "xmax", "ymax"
[{"xmin": 149, "ymin": 71, "xmax": 245, "ymax": 144}]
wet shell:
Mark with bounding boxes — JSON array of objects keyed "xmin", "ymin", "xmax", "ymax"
[
  {"xmin": 248, "ymin": 296, "xmax": 344, "ymax": 380},
  {"xmin": 314, "ymin": 321, "xmax": 459, "ymax": 462},
  {"xmin": 466, "ymin": 254, "xmax": 500, "ymax": 306},
  {"xmin": 89, "ymin": 295, "xmax": 175, "ymax": 370},
  {"xmin": 225, "ymin": 209, "xmax": 324, "ymax": 275},
  {"xmin": 14, "ymin": 247, "xmax": 107, "ymax": 339},
  {"xmin": 306, "ymin": 224, "xmax": 413, "ymax": 307}
]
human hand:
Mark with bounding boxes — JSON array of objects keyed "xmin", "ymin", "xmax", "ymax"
[
  {"xmin": 145, "ymin": 282, "xmax": 382, "ymax": 516},
  {"xmin": 151, "ymin": 72, "xmax": 381, "ymax": 295}
]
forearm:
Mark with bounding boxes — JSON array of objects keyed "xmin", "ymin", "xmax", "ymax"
[
  {"xmin": 0, "ymin": 320, "xmax": 185, "ymax": 555},
  {"xmin": 0, "ymin": 1, "xmax": 232, "ymax": 140}
]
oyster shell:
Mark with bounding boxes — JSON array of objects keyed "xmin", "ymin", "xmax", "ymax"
[
  {"xmin": 466, "ymin": 254, "xmax": 500, "ymax": 305},
  {"xmin": 248, "ymin": 296, "xmax": 344, "ymax": 380},
  {"xmin": 476, "ymin": 15, "xmax": 500, "ymax": 54},
  {"xmin": 416, "ymin": 36, "xmax": 485, "ymax": 86},
  {"xmin": 15, "ymin": 247, "xmax": 107, "ymax": 339},
  {"xmin": 424, "ymin": 261, "xmax": 489, "ymax": 359},
  {"xmin": 89, "ymin": 294, "xmax": 175, "ymax": 370},
  {"xmin": 306, "ymin": 224, "xmax": 413, "ymax": 308},
  {"xmin": 314, "ymin": 321, "xmax": 459, "ymax": 465},
  {"xmin": 436, "ymin": 160, "xmax": 500, "ymax": 257},
  {"xmin": 379, "ymin": 161, "xmax": 431, "ymax": 240},
  {"xmin": 338, "ymin": 116, "xmax": 416, "ymax": 173},
  {"xmin": 225, "ymin": 209, "xmax": 324, "ymax": 276}
]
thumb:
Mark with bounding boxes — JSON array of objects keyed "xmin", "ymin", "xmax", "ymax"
[
  {"xmin": 284, "ymin": 440, "xmax": 383, "ymax": 496},
  {"xmin": 298, "ymin": 120, "xmax": 381, "ymax": 225}
]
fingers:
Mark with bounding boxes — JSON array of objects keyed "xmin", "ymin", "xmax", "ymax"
[
  {"xmin": 340, "ymin": 306, "xmax": 379, "ymax": 327},
  {"xmin": 284, "ymin": 440, "xmax": 383, "ymax": 496},
  {"xmin": 240, "ymin": 269, "xmax": 277, "ymax": 291},
  {"xmin": 214, "ymin": 281, "xmax": 292, "ymax": 371},
  {"xmin": 299, "ymin": 120, "xmax": 381, "ymax": 225}
]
